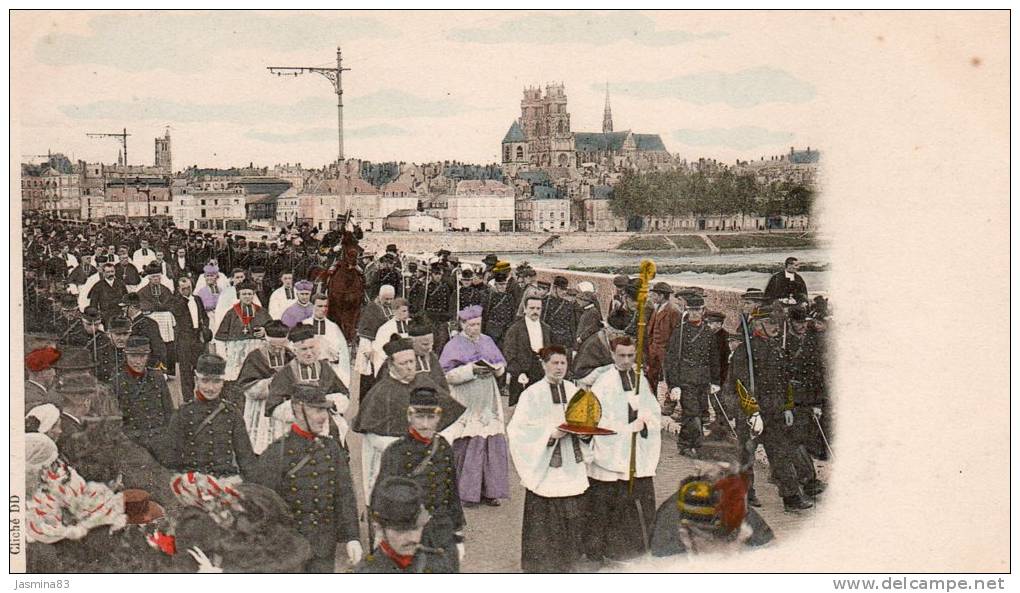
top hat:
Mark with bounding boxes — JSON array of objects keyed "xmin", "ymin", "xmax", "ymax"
[{"xmin": 559, "ymin": 389, "xmax": 616, "ymax": 436}]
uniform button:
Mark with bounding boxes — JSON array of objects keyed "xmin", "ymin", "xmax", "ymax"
[{"xmin": 312, "ymin": 485, "xmax": 319, "ymax": 491}]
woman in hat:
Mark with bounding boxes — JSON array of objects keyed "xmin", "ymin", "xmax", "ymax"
[{"xmin": 438, "ymin": 305, "xmax": 510, "ymax": 507}]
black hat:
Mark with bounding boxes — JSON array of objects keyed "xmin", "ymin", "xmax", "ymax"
[
  {"xmin": 624, "ymin": 283, "xmax": 639, "ymax": 300},
  {"xmin": 95, "ymin": 255, "xmax": 110, "ymax": 264},
  {"xmin": 651, "ymin": 281, "xmax": 673, "ymax": 296},
  {"xmin": 436, "ymin": 249, "xmax": 451, "ymax": 258},
  {"xmin": 613, "ymin": 274, "xmax": 630, "ymax": 288},
  {"xmin": 144, "ymin": 262, "xmax": 162, "ymax": 276},
  {"xmin": 493, "ymin": 272, "xmax": 508, "ymax": 282},
  {"xmin": 251, "ymin": 265, "xmax": 266, "ymax": 274},
  {"xmin": 108, "ymin": 316, "xmax": 131, "ymax": 333},
  {"xmin": 407, "ymin": 262, "xmax": 418, "ymax": 271},
  {"xmin": 684, "ymin": 294, "xmax": 705, "ymax": 308},
  {"xmin": 607, "ymin": 309, "xmax": 631, "ymax": 331},
  {"xmin": 553, "ymin": 275, "xmax": 568, "ymax": 289},
  {"xmin": 119, "ymin": 293, "xmax": 141, "ymax": 308},
  {"xmin": 460, "ymin": 268, "xmax": 474, "ymax": 279},
  {"xmin": 407, "ymin": 316, "xmax": 433, "ymax": 337},
  {"xmin": 370, "ymin": 476, "xmax": 426, "ymax": 530},
  {"xmin": 409, "ymin": 386, "xmax": 440, "ymax": 410},
  {"xmin": 482, "ymin": 254, "xmax": 498, "ymax": 265},
  {"xmin": 386, "ymin": 244, "xmax": 398, "ymax": 253},
  {"xmin": 288, "ymin": 324, "xmax": 315, "ymax": 343},
  {"xmin": 82, "ymin": 306, "xmax": 102, "ymax": 322},
  {"xmin": 536, "ymin": 280, "xmax": 551, "ymax": 289},
  {"xmin": 195, "ymin": 353, "xmax": 226, "ymax": 377},
  {"xmin": 264, "ymin": 320, "xmax": 289, "ymax": 338},
  {"xmin": 383, "ymin": 336, "xmax": 414, "ymax": 357},
  {"xmin": 742, "ymin": 288, "xmax": 766, "ymax": 302},
  {"xmin": 291, "ymin": 384, "xmax": 333, "ymax": 409},
  {"xmin": 235, "ymin": 280, "xmax": 256, "ymax": 293},
  {"xmin": 124, "ymin": 335, "xmax": 151, "ymax": 354},
  {"xmin": 429, "ymin": 262, "xmax": 444, "ymax": 273},
  {"xmin": 705, "ymin": 310, "xmax": 726, "ymax": 323}
]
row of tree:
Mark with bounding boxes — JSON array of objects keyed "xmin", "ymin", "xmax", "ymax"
[{"xmin": 609, "ymin": 169, "xmax": 815, "ymax": 219}]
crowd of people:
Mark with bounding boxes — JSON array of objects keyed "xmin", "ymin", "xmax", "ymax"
[{"xmin": 20, "ymin": 213, "xmax": 831, "ymax": 573}]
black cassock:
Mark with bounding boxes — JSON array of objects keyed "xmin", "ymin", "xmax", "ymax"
[{"xmin": 501, "ymin": 318, "xmax": 551, "ymax": 407}]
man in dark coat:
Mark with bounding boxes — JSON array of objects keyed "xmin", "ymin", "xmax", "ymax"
[
  {"xmin": 122, "ymin": 293, "xmax": 168, "ymax": 370},
  {"xmin": 87, "ymin": 263, "xmax": 127, "ymax": 324},
  {"xmin": 110, "ymin": 335, "xmax": 175, "ymax": 461},
  {"xmin": 171, "ymin": 276, "xmax": 211, "ymax": 403},
  {"xmin": 785, "ymin": 307, "xmax": 830, "ymax": 490},
  {"xmin": 165, "ymin": 354, "xmax": 257, "ymax": 479},
  {"xmin": 571, "ymin": 309, "xmax": 631, "ymax": 387},
  {"xmin": 573, "ymin": 290, "xmax": 603, "ymax": 348},
  {"xmin": 663, "ymin": 295, "xmax": 721, "ymax": 457},
  {"xmin": 541, "ymin": 276, "xmax": 577, "ymax": 355},
  {"xmin": 250, "ymin": 384, "xmax": 363, "ymax": 573},
  {"xmin": 644, "ymin": 282, "xmax": 682, "ymax": 391},
  {"xmin": 354, "ymin": 476, "xmax": 456, "ymax": 573},
  {"xmin": 356, "ymin": 285, "xmax": 395, "ymax": 398},
  {"xmin": 763, "ymin": 257, "xmax": 809, "ymax": 304},
  {"xmin": 502, "ymin": 295, "xmax": 552, "ymax": 406},
  {"xmin": 114, "ymin": 249, "xmax": 141, "ymax": 288},
  {"xmin": 374, "ymin": 386, "xmax": 465, "ymax": 571},
  {"xmin": 137, "ymin": 263, "xmax": 174, "ymax": 314},
  {"xmin": 93, "ymin": 316, "xmax": 129, "ymax": 383}
]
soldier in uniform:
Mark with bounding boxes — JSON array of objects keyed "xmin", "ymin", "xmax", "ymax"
[
  {"xmin": 542, "ymin": 276, "xmax": 577, "ymax": 355},
  {"xmin": 457, "ymin": 268, "xmax": 487, "ymax": 311},
  {"xmin": 354, "ymin": 476, "xmax": 455, "ymax": 573},
  {"xmin": 57, "ymin": 296, "xmax": 90, "ymax": 348},
  {"xmin": 110, "ymin": 335, "xmax": 175, "ymax": 460},
  {"xmin": 420, "ymin": 263, "xmax": 454, "ymax": 351},
  {"xmin": 784, "ymin": 306, "xmax": 828, "ymax": 495},
  {"xmin": 482, "ymin": 266, "xmax": 517, "ymax": 346},
  {"xmin": 663, "ymin": 294, "xmax": 722, "ymax": 457},
  {"xmin": 250, "ymin": 384, "xmax": 363, "ymax": 573},
  {"xmin": 165, "ymin": 353, "xmax": 257, "ymax": 480},
  {"xmin": 94, "ymin": 316, "xmax": 130, "ymax": 383},
  {"xmin": 724, "ymin": 305, "xmax": 814, "ymax": 512},
  {"xmin": 374, "ymin": 386, "xmax": 465, "ymax": 570}
]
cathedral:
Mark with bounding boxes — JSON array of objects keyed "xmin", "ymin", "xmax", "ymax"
[{"xmin": 501, "ymin": 83, "xmax": 669, "ymax": 178}]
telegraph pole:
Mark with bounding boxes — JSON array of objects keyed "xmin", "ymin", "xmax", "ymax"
[
  {"xmin": 268, "ymin": 47, "xmax": 351, "ymax": 167},
  {"xmin": 86, "ymin": 128, "xmax": 130, "ymax": 165}
]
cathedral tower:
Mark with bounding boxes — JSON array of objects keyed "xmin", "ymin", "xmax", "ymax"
[{"xmin": 602, "ymin": 83, "xmax": 614, "ymax": 134}]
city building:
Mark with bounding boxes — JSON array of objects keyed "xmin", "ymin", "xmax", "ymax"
[
  {"xmin": 440, "ymin": 180, "xmax": 515, "ymax": 232},
  {"xmin": 515, "ymin": 186, "xmax": 570, "ymax": 232},
  {"xmin": 154, "ymin": 129, "xmax": 172, "ymax": 176},
  {"xmin": 104, "ymin": 176, "xmax": 172, "ymax": 223},
  {"xmin": 383, "ymin": 209, "xmax": 444, "ymax": 232},
  {"xmin": 171, "ymin": 183, "xmax": 247, "ymax": 231}
]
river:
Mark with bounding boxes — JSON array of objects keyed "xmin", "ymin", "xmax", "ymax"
[{"xmin": 465, "ymin": 248, "xmax": 830, "ymax": 293}]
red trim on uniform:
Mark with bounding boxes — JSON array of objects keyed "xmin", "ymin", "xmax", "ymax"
[
  {"xmin": 689, "ymin": 320, "xmax": 703, "ymax": 327},
  {"xmin": 195, "ymin": 390, "xmax": 208, "ymax": 402},
  {"xmin": 408, "ymin": 427, "xmax": 432, "ymax": 445},
  {"xmin": 379, "ymin": 540, "xmax": 414, "ymax": 569},
  {"xmin": 125, "ymin": 364, "xmax": 145, "ymax": 378},
  {"xmin": 291, "ymin": 423, "xmax": 316, "ymax": 441}
]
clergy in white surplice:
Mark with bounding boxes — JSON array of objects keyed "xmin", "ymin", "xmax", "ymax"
[
  {"xmin": 236, "ymin": 320, "xmax": 294, "ymax": 453},
  {"xmin": 507, "ymin": 345, "xmax": 591, "ymax": 573},
  {"xmin": 301, "ymin": 293, "xmax": 351, "ymax": 387},
  {"xmin": 371, "ymin": 297, "xmax": 411, "ymax": 372},
  {"xmin": 585, "ymin": 335, "xmax": 662, "ymax": 562},
  {"xmin": 267, "ymin": 271, "xmax": 297, "ymax": 320}
]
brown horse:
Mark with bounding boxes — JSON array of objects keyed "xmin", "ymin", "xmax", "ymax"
[{"xmin": 325, "ymin": 230, "xmax": 365, "ymax": 345}]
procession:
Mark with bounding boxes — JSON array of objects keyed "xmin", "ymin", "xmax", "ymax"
[{"xmin": 19, "ymin": 213, "xmax": 832, "ymax": 574}]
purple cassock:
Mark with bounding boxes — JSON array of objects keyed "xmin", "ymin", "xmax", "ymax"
[
  {"xmin": 439, "ymin": 330, "xmax": 511, "ymax": 504},
  {"xmin": 195, "ymin": 285, "xmax": 221, "ymax": 312},
  {"xmin": 280, "ymin": 301, "xmax": 314, "ymax": 328}
]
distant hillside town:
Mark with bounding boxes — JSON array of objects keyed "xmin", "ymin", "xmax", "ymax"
[{"xmin": 20, "ymin": 84, "xmax": 819, "ymax": 234}]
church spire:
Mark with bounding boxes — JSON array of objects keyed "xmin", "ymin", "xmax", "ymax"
[{"xmin": 602, "ymin": 82, "xmax": 613, "ymax": 134}]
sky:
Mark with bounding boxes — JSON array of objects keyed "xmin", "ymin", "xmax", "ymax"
[{"xmin": 11, "ymin": 10, "xmax": 835, "ymax": 170}]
